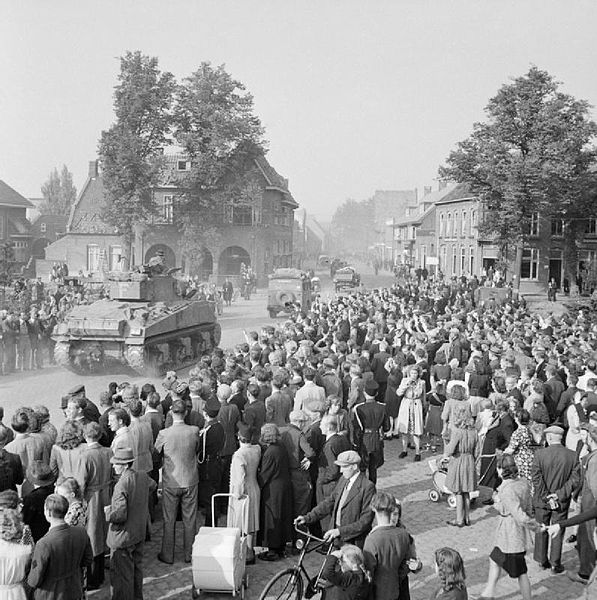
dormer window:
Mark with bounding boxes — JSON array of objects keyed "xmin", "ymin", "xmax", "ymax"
[
  {"xmin": 177, "ymin": 160, "xmax": 190, "ymax": 171},
  {"xmin": 40, "ymin": 223, "xmax": 47, "ymax": 233}
]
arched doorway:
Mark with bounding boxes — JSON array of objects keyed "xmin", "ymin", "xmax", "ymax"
[
  {"xmin": 218, "ymin": 246, "xmax": 250, "ymax": 276},
  {"xmin": 31, "ymin": 238, "xmax": 50, "ymax": 259},
  {"xmin": 145, "ymin": 244, "xmax": 175, "ymax": 267},
  {"xmin": 199, "ymin": 249, "xmax": 213, "ymax": 280}
]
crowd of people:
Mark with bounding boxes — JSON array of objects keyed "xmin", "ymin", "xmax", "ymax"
[{"xmin": 0, "ymin": 272, "xmax": 597, "ymax": 599}]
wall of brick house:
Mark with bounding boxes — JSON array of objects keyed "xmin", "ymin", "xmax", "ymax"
[{"xmin": 43, "ymin": 233, "xmax": 123, "ymax": 275}]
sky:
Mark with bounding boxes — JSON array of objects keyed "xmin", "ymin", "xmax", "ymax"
[{"xmin": 2, "ymin": 1, "xmax": 597, "ymax": 222}]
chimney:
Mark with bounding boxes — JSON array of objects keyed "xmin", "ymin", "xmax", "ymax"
[
  {"xmin": 424, "ymin": 186, "xmax": 432, "ymax": 197},
  {"xmin": 88, "ymin": 160, "xmax": 99, "ymax": 179},
  {"xmin": 438, "ymin": 180, "xmax": 447, "ymax": 190}
]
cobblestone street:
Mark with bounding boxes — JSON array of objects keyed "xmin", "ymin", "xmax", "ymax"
[{"xmin": 87, "ymin": 437, "xmax": 589, "ymax": 600}]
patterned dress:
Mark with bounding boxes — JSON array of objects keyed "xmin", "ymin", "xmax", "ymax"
[{"xmin": 505, "ymin": 425, "xmax": 534, "ymax": 493}]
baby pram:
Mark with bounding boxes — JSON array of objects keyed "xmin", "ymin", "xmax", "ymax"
[{"xmin": 427, "ymin": 458, "xmax": 480, "ymax": 508}]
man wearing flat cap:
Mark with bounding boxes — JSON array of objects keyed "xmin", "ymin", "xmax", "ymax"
[
  {"xmin": 531, "ymin": 425, "xmax": 581, "ymax": 573},
  {"xmin": 353, "ymin": 379, "xmax": 390, "ymax": 484},
  {"xmin": 295, "ymin": 450, "xmax": 375, "ymax": 548}
]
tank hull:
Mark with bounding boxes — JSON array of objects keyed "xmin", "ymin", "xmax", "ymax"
[{"xmin": 53, "ymin": 297, "xmax": 221, "ymax": 377}]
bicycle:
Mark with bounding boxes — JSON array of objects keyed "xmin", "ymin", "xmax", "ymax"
[{"xmin": 258, "ymin": 526, "xmax": 332, "ymax": 600}]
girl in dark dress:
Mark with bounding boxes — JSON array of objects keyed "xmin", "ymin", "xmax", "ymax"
[
  {"xmin": 321, "ymin": 544, "xmax": 371, "ymax": 600},
  {"xmin": 384, "ymin": 359, "xmax": 403, "ymax": 438},
  {"xmin": 257, "ymin": 423, "xmax": 292, "ymax": 561}
]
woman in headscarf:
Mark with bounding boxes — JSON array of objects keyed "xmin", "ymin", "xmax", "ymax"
[{"xmin": 257, "ymin": 423, "xmax": 292, "ymax": 561}]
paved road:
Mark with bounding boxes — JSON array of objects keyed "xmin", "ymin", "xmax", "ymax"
[{"xmin": 2, "ymin": 264, "xmax": 587, "ymax": 598}]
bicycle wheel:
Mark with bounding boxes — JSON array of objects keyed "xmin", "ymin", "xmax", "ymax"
[{"xmin": 258, "ymin": 568, "xmax": 303, "ymax": 600}]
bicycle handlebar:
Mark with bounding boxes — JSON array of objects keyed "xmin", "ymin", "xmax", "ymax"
[{"xmin": 294, "ymin": 523, "xmax": 327, "ymax": 544}]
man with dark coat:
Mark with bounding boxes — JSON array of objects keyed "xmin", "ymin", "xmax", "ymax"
[
  {"xmin": 27, "ymin": 493, "xmax": 93, "ymax": 600},
  {"xmin": 242, "ymin": 382, "xmax": 266, "ymax": 444},
  {"xmin": 296, "ymin": 450, "xmax": 376, "ymax": 549},
  {"xmin": 106, "ymin": 447, "xmax": 154, "ymax": 600},
  {"xmin": 354, "ymin": 380, "xmax": 390, "ymax": 483},
  {"xmin": 0, "ymin": 425, "xmax": 23, "ymax": 492},
  {"xmin": 316, "ymin": 415, "xmax": 352, "ymax": 529},
  {"xmin": 532, "ymin": 425, "xmax": 581, "ymax": 573},
  {"xmin": 265, "ymin": 372, "xmax": 293, "ymax": 427},
  {"xmin": 280, "ymin": 410, "xmax": 315, "ymax": 530},
  {"xmin": 370, "ymin": 341, "xmax": 391, "ymax": 402},
  {"xmin": 198, "ymin": 396, "xmax": 225, "ymax": 526}
]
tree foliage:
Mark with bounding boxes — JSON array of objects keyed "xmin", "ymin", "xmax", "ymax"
[
  {"xmin": 40, "ymin": 165, "xmax": 77, "ymax": 215},
  {"xmin": 330, "ymin": 198, "xmax": 375, "ymax": 255},
  {"xmin": 439, "ymin": 66, "xmax": 597, "ymax": 261},
  {"xmin": 98, "ymin": 51, "xmax": 176, "ymax": 238},
  {"xmin": 98, "ymin": 55, "xmax": 269, "ymax": 272},
  {"xmin": 172, "ymin": 63, "xmax": 267, "ymax": 271}
]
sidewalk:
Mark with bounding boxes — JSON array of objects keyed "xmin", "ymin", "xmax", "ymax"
[{"xmin": 88, "ymin": 438, "xmax": 589, "ymax": 599}]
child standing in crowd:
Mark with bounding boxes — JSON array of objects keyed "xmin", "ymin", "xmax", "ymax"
[
  {"xmin": 321, "ymin": 544, "xmax": 371, "ymax": 600},
  {"xmin": 431, "ymin": 547, "xmax": 468, "ymax": 600}
]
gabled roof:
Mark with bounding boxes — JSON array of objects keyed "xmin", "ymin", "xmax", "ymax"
[
  {"xmin": 254, "ymin": 155, "xmax": 298, "ymax": 208},
  {"xmin": 392, "ymin": 183, "xmax": 457, "ymax": 227},
  {"xmin": 8, "ymin": 215, "xmax": 32, "ymax": 236},
  {"xmin": 435, "ymin": 183, "xmax": 477, "ymax": 205},
  {"xmin": 393, "ymin": 202, "xmax": 436, "ymax": 227},
  {"xmin": 0, "ymin": 180, "xmax": 34, "ymax": 208}
]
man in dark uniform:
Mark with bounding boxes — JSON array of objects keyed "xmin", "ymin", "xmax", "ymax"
[
  {"xmin": 62, "ymin": 384, "xmax": 101, "ymax": 423},
  {"xmin": 198, "ymin": 395, "xmax": 225, "ymax": 526},
  {"xmin": 354, "ymin": 379, "xmax": 390, "ymax": 484}
]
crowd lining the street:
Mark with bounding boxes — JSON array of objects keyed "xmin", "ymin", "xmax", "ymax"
[{"xmin": 1, "ymin": 273, "xmax": 597, "ymax": 599}]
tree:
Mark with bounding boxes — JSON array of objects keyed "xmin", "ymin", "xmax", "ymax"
[
  {"xmin": 439, "ymin": 66, "xmax": 597, "ymax": 281},
  {"xmin": 172, "ymin": 63, "xmax": 267, "ymax": 272},
  {"xmin": 98, "ymin": 51, "xmax": 176, "ymax": 241},
  {"xmin": 39, "ymin": 165, "xmax": 77, "ymax": 215},
  {"xmin": 330, "ymin": 198, "xmax": 375, "ymax": 255}
]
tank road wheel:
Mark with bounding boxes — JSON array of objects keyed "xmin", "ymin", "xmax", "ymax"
[
  {"xmin": 211, "ymin": 323, "xmax": 222, "ymax": 347},
  {"xmin": 125, "ymin": 345, "xmax": 145, "ymax": 373},
  {"xmin": 54, "ymin": 342, "xmax": 71, "ymax": 369}
]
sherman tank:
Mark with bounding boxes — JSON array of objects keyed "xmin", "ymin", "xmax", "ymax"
[{"xmin": 53, "ymin": 272, "xmax": 221, "ymax": 376}]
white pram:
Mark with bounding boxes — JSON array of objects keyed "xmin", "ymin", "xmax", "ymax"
[{"xmin": 192, "ymin": 493, "xmax": 249, "ymax": 599}]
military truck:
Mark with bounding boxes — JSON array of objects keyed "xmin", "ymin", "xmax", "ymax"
[{"xmin": 53, "ymin": 272, "xmax": 221, "ymax": 376}]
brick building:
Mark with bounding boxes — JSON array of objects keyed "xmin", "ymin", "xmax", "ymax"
[
  {"xmin": 0, "ymin": 180, "xmax": 33, "ymax": 266},
  {"xmin": 392, "ymin": 182, "xmax": 597, "ymax": 293},
  {"xmin": 42, "ymin": 154, "xmax": 298, "ymax": 285}
]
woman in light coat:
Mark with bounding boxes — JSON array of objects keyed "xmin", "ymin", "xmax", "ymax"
[
  {"xmin": 49, "ymin": 420, "xmax": 86, "ymax": 485},
  {"xmin": 478, "ymin": 454, "xmax": 539, "ymax": 600},
  {"xmin": 228, "ymin": 422, "xmax": 261, "ymax": 564},
  {"xmin": 396, "ymin": 366, "xmax": 426, "ymax": 461}
]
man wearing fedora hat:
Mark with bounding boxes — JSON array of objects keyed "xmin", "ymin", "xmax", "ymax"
[
  {"xmin": 106, "ymin": 447, "xmax": 154, "ymax": 600},
  {"xmin": 295, "ymin": 450, "xmax": 375, "ymax": 549}
]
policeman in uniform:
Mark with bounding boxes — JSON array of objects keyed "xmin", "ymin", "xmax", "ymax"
[
  {"xmin": 198, "ymin": 395, "xmax": 225, "ymax": 525},
  {"xmin": 353, "ymin": 379, "xmax": 390, "ymax": 484}
]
